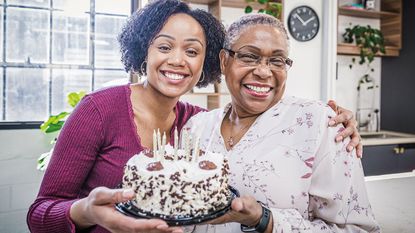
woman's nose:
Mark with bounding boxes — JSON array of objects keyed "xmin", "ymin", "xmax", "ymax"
[
  {"xmin": 252, "ymin": 64, "xmax": 273, "ymax": 79},
  {"xmin": 167, "ymin": 51, "xmax": 186, "ymax": 67}
]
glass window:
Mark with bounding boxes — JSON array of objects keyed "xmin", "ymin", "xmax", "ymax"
[
  {"xmin": 53, "ymin": 0, "xmax": 89, "ymax": 13},
  {"xmin": 0, "ymin": 1, "xmax": 131, "ymax": 125},
  {"xmin": 0, "ymin": 9, "xmax": 3, "ymax": 62},
  {"xmin": 95, "ymin": 0, "xmax": 130, "ymax": 15},
  {"xmin": 6, "ymin": 7, "xmax": 50, "ymax": 63},
  {"xmin": 51, "ymin": 69, "xmax": 92, "ymax": 115},
  {"xmin": 6, "ymin": 68, "xmax": 49, "ymax": 121},
  {"xmin": 94, "ymin": 15, "xmax": 126, "ymax": 68},
  {"xmin": 0, "ymin": 69, "xmax": 3, "ymax": 120},
  {"xmin": 94, "ymin": 69, "xmax": 128, "ymax": 90},
  {"xmin": 8, "ymin": 0, "xmax": 50, "ymax": 8},
  {"xmin": 52, "ymin": 12, "xmax": 90, "ymax": 65}
]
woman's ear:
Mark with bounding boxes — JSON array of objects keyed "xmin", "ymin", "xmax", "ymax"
[{"xmin": 219, "ymin": 49, "xmax": 227, "ymax": 74}]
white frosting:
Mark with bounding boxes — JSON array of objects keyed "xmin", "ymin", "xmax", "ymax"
[{"xmin": 122, "ymin": 144, "xmax": 230, "ymax": 217}]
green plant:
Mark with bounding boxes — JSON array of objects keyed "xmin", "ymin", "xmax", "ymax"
[
  {"xmin": 37, "ymin": 91, "xmax": 86, "ymax": 171},
  {"xmin": 343, "ymin": 24, "xmax": 385, "ymax": 67},
  {"xmin": 245, "ymin": 0, "xmax": 282, "ymax": 19}
]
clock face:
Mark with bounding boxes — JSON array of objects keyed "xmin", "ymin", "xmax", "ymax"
[{"xmin": 288, "ymin": 6, "xmax": 320, "ymax": 42}]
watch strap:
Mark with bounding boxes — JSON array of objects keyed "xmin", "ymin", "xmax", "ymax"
[{"xmin": 240, "ymin": 201, "xmax": 271, "ymax": 233}]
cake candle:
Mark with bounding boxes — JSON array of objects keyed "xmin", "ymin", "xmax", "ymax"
[
  {"xmin": 153, "ymin": 130, "xmax": 157, "ymax": 158},
  {"xmin": 157, "ymin": 129, "xmax": 161, "ymax": 161},
  {"xmin": 161, "ymin": 132, "xmax": 166, "ymax": 161},
  {"xmin": 193, "ymin": 137, "xmax": 200, "ymax": 162},
  {"xmin": 183, "ymin": 130, "xmax": 189, "ymax": 161},
  {"xmin": 174, "ymin": 127, "xmax": 178, "ymax": 161}
]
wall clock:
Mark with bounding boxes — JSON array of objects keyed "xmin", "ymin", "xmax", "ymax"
[{"xmin": 287, "ymin": 5, "xmax": 320, "ymax": 42}]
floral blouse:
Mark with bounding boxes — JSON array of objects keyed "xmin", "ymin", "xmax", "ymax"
[{"xmin": 183, "ymin": 96, "xmax": 380, "ymax": 233}]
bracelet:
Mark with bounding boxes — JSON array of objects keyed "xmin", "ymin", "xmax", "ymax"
[{"xmin": 240, "ymin": 201, "xmax": 271, "ymax": 233}]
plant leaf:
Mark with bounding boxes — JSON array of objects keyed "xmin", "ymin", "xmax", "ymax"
[
  {"xmin": 245, "ymin": 5, "xmax": 253, "ymax": 13},
  {"xmin": 68, "ymin": 91, "xmax": 86, "ymax": 108},
  {"xmin": 40, "ymin": 111, "xmax": 70, "ymax": 133}
]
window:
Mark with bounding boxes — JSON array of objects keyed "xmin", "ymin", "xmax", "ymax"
[{"xmin": 0, "ymin": 0, "xmax": 132, "ymax": 127}]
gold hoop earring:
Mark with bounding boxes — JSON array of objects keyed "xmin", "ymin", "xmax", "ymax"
[
  {"xmin": 140, "ymin": 61, "xmax": 147, "ymax": 76},
  {"xmin": 199, "ymin": 71, "xmax": 205, "ymax": 83}
]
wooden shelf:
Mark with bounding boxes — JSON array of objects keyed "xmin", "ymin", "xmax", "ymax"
[
  {"xmin": 337, "ymin": 43, "xmax": 399, "ymax": 57},
  {"xmin": 337, "ymin": 0, "xmax": 402, "ymax": 57},
  {"xmin": 338, "ymin": 6, "xmax": 399, "ymax": 19}
]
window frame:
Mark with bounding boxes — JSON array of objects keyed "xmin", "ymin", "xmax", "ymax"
[{"xmin": 0, "ymin": 0, "xmax": 138, "ymax": 129}]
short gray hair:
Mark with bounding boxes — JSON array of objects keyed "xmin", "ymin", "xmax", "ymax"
[{"xmin": 224, "ymin": 13, "xmax": 290, "ymax": 51}]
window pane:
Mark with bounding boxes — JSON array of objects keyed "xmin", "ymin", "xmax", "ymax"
[
  {"xmin": 0, "ymin": 9, "xmax": 3, "ymax": 62},
  {"xmin": 95, "ymin": 0, "xmax": 130, "ymax": 15},
  {"xmin": 94, "ymin": 15, "xmax": 126, "ymax": 68},
  {"xmin": 5, "ymin": 68, "xmax": 49, "ymax": 121},
  {"xmin": 52, "ymin": 12, "xmax": 90, "ymax": 65},
  {"xmin": 51, "ymin": 69, "xmax": 92, "ymax": 115},
  {"xmin": 6, "ymin": 8, "xmax": 50, "ymax": 63},
  {"xmin": 0, "ymin": 69, "xmax": 3, "ymax": 120},
  {"xmin": 53, "ymin": 0, "xmax": 89, "ymax": 13},
  {"xmin": 94, "ymin": 70, "xmax": 128, "ymax": 90},
  {"xmin": 8, "ymin": 0, "xmax": 49, "ymax": 8}
]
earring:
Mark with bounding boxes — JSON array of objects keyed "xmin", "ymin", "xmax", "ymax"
[
  {"xmin": 199, "ymin": 71, "xmax": 205, "ymax": 83},
  {"xmin": 140, "ymin": 60, "xmax": 147, "ymax": 76}
]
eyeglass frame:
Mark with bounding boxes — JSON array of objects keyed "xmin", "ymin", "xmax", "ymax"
[{"xmin": 224, "ymin": 48, "xmax": 293, "ymax": 71}]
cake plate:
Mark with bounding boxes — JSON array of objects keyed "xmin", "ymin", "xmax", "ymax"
[{"xmin": 115, "ymin": 186, "xmax": 240, "ymax": 226}]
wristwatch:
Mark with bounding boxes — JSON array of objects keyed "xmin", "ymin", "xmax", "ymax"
[{"xmin": 240, "ymin": 201, "xmax": 271, "ymax": 233}]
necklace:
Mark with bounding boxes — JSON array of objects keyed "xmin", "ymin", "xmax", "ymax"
[{"xmin": 226, "ymin": 115, "xmax": 256, "ymax": 149}]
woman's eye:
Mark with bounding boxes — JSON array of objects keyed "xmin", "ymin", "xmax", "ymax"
[
  {"xmin": 238, "ymin": 53, "xmax": 259, "ymax": 61},
  {"xmin": 157, "ymin": 45, "xmax": 171, "ymax": 52},
  {"xmin": 186, "ymin": 49, "xmax": 198, "ymax": 57}
]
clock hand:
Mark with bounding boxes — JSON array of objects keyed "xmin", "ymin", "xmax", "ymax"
[
  {"xmin": 294, "ymin": 13, "xmax": 306, "ymax": 25},
  {"xmin": 303, "ymin": 16, "xmax": 316, "ymax": 26}
]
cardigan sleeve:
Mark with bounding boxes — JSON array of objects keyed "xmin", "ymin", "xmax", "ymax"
[
  {"xmin": 27, "ymin": 95, "xmax": 104, "ymax": 233},
  {"xmin": 268, "ymin": 107, "xmax": 380, "ymax": 233}
]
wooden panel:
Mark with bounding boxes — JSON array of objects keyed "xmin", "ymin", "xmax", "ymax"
[
  {"xmin": 337, "ymin": 43, "xmax": 399, "ymax": 57},
  {"xmin": 207, "ymin": 95, "xmax": 220, "ymax": 110},
  {"xmin": 381, "ymin": 0, "xmax": 402, "ymax": 49},
  {"xmin": 338, "ymin": 6, "xmax": 399, "ymax": 19}
]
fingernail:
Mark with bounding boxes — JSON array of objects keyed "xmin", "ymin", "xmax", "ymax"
[
  {"xmin": 156, "ymin": 224, "xmax": 168, "ymax": 229},
  {"xmin": 335, "ymin": 136, "xmax": 343, "ymax": 142},
  {"xmin": 329, "ymin": 120, "xmax": 336, "ymax": 126},
  {"xmin": 358, "ymin": 151, "xmax": 363, "ymax": 158},
  {"xmin": 122, "ymin": 189, "xmax": 134, "ymax": 198},
  {"xmin": 347, "ymin": 146, "xmax": 353, "ymax": 152}
]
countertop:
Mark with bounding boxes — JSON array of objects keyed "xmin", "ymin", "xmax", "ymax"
[{"xmin": 361, "ymin": 130, "xmax": 415, "ymax": 146}]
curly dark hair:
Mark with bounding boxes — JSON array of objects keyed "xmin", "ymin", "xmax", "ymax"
[{"xmin": 118, "ymin": 0, "xmax": 225, "ymax": 87}]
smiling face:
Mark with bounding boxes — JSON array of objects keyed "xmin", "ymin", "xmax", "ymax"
[
  {"xmin": 145, "ymin": 13, "xmax": 206, "ymax": 98},
  {"xmin": 220, "ymin": 24, "xmax": 289, "ymax": 116}
]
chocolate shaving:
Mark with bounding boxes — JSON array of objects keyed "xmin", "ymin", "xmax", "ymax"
[
  {"xmin": 199, "ymin": 160, "xmax": 217, "ymax": 170},
  {"xmin": 146, "ymin": 161, "xmax": 164, "ymax": 171}
]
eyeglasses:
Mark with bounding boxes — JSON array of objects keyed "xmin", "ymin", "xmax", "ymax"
[{"xmin": 225, "ymin": 48, "xmax": 293, "ymax": 71}]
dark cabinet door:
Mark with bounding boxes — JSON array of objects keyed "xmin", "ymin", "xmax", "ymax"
[{"xmin": 362, "ymin": 144, "xmax": 415, "ymax": 176}]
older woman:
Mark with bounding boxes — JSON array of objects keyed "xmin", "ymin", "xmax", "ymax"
[{"xmin": 185, "ymin": 14, "xmax": 379, "ymax": 233}]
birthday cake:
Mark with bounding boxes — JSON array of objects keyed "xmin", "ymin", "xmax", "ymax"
[{"xmin": 122, "ymin": 131, "xmax": 230, "ymax": 217}]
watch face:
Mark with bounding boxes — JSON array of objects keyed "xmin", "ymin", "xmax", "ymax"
[{"xmin": 288, "ymin": 6, "xmax": 319, "ymax": 42}]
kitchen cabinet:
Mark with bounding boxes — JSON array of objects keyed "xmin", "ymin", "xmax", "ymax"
[
  {"xmin": 362, "ymin": 143, "xmax": 415, "ymax": 176},
  {"xmin": 337, "ymin": 0, "xmax": 402, "ymax": 57}
]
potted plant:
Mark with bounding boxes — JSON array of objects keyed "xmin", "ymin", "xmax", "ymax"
[
  {"xmin": 37, "ymin": 91, "xmax": 86, "ymax": 171},
  {"xmin": 245, "ymin": 0, "xmax": 282, "ymax": 19},
  {"xmin": 342, "ymin": 24, "xmax": 385, "ymax": 67}
]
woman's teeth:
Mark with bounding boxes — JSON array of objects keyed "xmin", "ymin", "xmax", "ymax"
[
  {"xmin": 245, "ymin": 85, "xmax": 271, "ymax": 93},
  {"xmin": 165, "ymin": 72, "xmax": 185, "ymax": 80}
]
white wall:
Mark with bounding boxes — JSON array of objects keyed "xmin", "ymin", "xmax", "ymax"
[
  {"xmin": 283, "ymin": 0, "xmax": 324, "ymax": 100},
  {"xmin": 0, "ymin": 130, "xmax": 51, "ymax": 233},
  {"xmin": 335, "ymin": 15, "xmax": 382, "ymax": 129}
]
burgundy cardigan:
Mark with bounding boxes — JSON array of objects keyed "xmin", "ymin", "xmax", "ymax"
[{"xmin": 27, "ymin": 84, "xmax": 204, "ymax": 233}]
